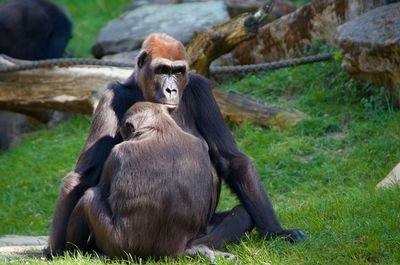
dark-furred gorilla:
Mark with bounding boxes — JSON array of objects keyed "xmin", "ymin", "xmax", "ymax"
[
  {"xmin": 0, "ymin": 0, "xmax": 72, "ymax": 60},
  {"xmin": 48, "ymin": 33, "xmax": 305, "ymax": 257},
  {"xmin": 65, "ymin": 102, "xmax": 234, "ymax": 261}
]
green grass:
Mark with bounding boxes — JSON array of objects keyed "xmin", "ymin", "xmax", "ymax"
[
  {"xmin": 55, "ymin": 0, "xmax": 130, "ymax": 57},
  {"xmin": 0, "ymin": 116, "xmax": 89, "ymax": 235},
  {"xmin": 1, "ymin": 60, "xmax": 400, "ymax": 264},
  {"xmin": 1, "ymin": 0, "xmax": 400, "ymax": 264}
]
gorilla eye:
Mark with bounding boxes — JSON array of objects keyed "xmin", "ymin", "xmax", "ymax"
[
  {"xmin": 155, "ymin": 65, "xmax": 171, "ymax": 75},
  {"xmin": 172, "ymin": 67, "xmax": 186, "ymax": 76}
]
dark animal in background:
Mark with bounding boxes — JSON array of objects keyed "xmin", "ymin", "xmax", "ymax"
[
  {"xmin": 48, "ymin": 33, "xmax": 305, "ymax": 258},
  {"xmin": 66, "ymin": 102, "xmax": 226, "ymax": 260},
  {"xmin": 0, "ymin": 0, "xmax": 72, "ymax": 60}
]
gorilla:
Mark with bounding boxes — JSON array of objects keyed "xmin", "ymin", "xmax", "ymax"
[
  {"xmin": 48, "ymin": 33, "xmax": 305, "ymax": 258},
  {"xmin": 0, "ymin": 0, "xmax": 72, "ymax": 60},
  {"xmin": 65, "ymin": 102, "xmax": 235, "ymax": 261}
]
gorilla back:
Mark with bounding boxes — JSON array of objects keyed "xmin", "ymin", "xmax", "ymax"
[{"xmin": 69, "ymin": 102, "xmax": 218, "ymax": 259}]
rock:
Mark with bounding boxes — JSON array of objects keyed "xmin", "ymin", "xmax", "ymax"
[
  {"xmin": 125, "ymin": 0, "xmax": 218, "ymax": 11},
  {"xmin": 377, "ymin": 163, "xmax": 400, "ymax": 189},
  {"xmin": 213, "ymin": 0, "xmax": 346, "ymax": 66},
  {"xmin": 0, "ymin": 111, "xmax": 44, "ymax": 149},
  {"xmin": 101, "ymin": 50, "xmax": 139, "ymax": 63},
  {"xmin": 0, "ymin": 110, "xmax": 73, "ymax": 150},
  {"xmin": 0, "ymin": 235, "xmax": 47, "ymax": 259},
  {"xmin": 224, "ymin": 0, "xmax": 296, "ymax": 19},
  {"xmin": 345, "ymin": 0, "xmax": 386, "ymax": 21},
  {"xmin": 92, "ymin": 1, "xmax": 230, "ymax": 58},
  {"xmin": 337, "ymin": 3, "xmax": 400, "ymax": 106},
  {"xmin": 0, "ymin": 235, "xmax": 48, "ymax": 247}
]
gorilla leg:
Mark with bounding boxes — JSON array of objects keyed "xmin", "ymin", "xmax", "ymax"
[
  {"xmin": 65, "ymin": 197, "xmax": 92, "ymax": 253},
  {"xmin": 75, "ymin": 187, "xmax": 120, "ymax": 256},
  {"xmin": 48, "ymin": 169, "xmax": 103, "ymax": 255},
  {"xmin": 189, "ymin": 205, "xmax": 254, "ymax": 250},
  {"xmin": 48, "ymin": 172, "xmax": 82, "ymax": 255}
]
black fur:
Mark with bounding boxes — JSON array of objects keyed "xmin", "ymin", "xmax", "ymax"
[
  {"xmin": 48, "ymin": 72, "xmax": 305, "ymax": 258},
  {"xmin": 0, "ymin": 0, "xmax": 72, "ymax": 60}
]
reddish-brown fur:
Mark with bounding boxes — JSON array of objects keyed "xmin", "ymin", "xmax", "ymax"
[{"xmin": 142, "ymin": 33, "xmax": 188, "ymax": 61}]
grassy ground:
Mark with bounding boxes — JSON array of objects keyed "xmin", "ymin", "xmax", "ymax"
[
  {"xmin": 1, "ymin": 0, "xmax": 400, "ymax": 264},
  {"xmin": 56, "ymin": 0, "xmax": 130, "ymax": 57},
  {"xmin": 1, "ymin": 60, "xmax": 400, "ymax": 264}
]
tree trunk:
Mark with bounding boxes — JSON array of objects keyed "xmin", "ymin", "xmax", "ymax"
[
  {"xmin": 0, "ymin": 61, "xmax": 131, "ymax": 114},
  {"xmin": 187, "ymin": 1, "xmax": 274, "ymax": 76},
  {"xmin": 212, "ymin": 89, "xmax": 305, "ymax": 130},
  {"xmin": 0, "ymin": 56, "xmax": 306, "ymax": 129}
]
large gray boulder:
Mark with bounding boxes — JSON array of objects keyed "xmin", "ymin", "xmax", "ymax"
[
  {"xmin": 337, "ymin": 3, "xmax": 400, "ymax": 106},
  {"xmin": 0, "ymin": 112, "xmax": 45, "ymax": 150},
  {"xmin": 0, "ymin": 110, "xmax": 73, "ymax": 150},
  {"xmin": 92, "ymin": 1, "xmax": 230, "ymax": 58},
  {"xmin": 125, "ymin": 0, "xmax": 219, "ymax": 11}
]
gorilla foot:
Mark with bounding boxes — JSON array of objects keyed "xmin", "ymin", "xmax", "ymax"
[
  {"xmin": 185, "ymin": 244, "xmax": 236, "ymax": 264},
  {"xmin": 267, "ymin": 229, "xmax": 307, "ymax": 243},
  {"xmin": 43, "ymin": 247, "xmax": 64, "ymax": 260}
]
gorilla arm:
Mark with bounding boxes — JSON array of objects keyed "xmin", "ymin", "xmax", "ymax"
[{"xmin": 185, "ymin": 73, "xmax": 305, "ymax": 242}]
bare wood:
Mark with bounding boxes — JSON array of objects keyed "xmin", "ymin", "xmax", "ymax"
[
  {"xmin": 184, "ymin": 0, "xmax": 306, "ymax": 129},
  {"xmin": 0, "ymin": 56, "xmax": 305, "ymax": 128},
  {"xmin": 0, "ymin": 58, "xmax": 132, "ymax": 114},
  {"xmin": 212, "ymin": 89, "xmax": 306, "ymax": 130},
  {"xmin": 186, "ymin": 0, "xmax": 274, "ymax": 76}
]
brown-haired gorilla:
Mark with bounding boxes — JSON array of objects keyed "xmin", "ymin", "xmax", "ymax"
[
  {"xmin": 48, "ymin": 33, "xmax": 305, "ymax": 258},
  {"xmin": 0, "ymin": 0, "xmax": 72, "ymax": 60},
  {"xmin": 65, "ymin": 102, "xmax": 234, "ymax": 261}
]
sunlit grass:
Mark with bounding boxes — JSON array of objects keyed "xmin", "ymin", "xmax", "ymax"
[
  {"xmin": 54, "ymin": 0, "xmax": 130, "ymax": 57},
  {"xmin": 1, "ymin": 0, "xmax": 399, "ymax": 264},
  {"xmin": 2, "ymin": 60, "xmax": 400, "ymax": 264}
]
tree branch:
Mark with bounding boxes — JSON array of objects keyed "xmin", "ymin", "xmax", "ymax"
[{"xmin": 186, "ymin": 0, "xmax": 274, "ymax": 76}]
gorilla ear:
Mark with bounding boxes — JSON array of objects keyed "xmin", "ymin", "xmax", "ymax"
[
  {"xmin": 127, "ymin": 122, "xmax": 135, "ymax": 133},
  {"xmin": 120, "ymin": 121, "xmax": 135, "ymax": 140},
  {"xmin": 137, "ymin": 51, "xmax": 148, "ymax": 69}
]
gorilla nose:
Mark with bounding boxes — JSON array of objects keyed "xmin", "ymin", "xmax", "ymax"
[{"xmin": 164, "ymin": 88, "xmax": 178, "ymax": 99}]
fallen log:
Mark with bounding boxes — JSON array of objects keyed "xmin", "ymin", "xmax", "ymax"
[
  {"xmin": 0, "ymin": 57, "xmax": 130, "ymax": 114},
  {"xmin": 0, "ymin": 56, "xmax": 306, "ymax": 129},
  {"xmin": 212, "ymin": 89, "xmax": 305, "ymax": 130}
]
